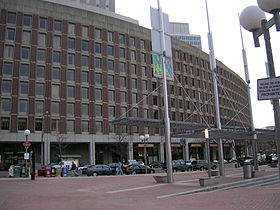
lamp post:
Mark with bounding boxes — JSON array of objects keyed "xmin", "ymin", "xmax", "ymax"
[
  {"xmin": 41, "ymin": 111, "xmax": 49, "ymax": 165},
  {"xmin": 24, "ymin": 129, "xmax": 30, "ymax": 177},
  {"xmin": 140, "ymin": 134, "xmax": 149, "ymax": 174},
  {"xmin": 240, "ymin": 0, "xmax": 280, "ymax": 177},
  {"xmin": 204, "ymin": 129, "xmax": 211, "ymax": 177}
]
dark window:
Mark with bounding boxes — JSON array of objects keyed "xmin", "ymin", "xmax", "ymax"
[
  {"xmin": 54, "ymin": 20, "xmax": 62, "ymax": 31},
  {"xmin": 95, "ymin": 73, "xmax": 102, "ymax": 84},
  {"xmin": 37, "ymin": 49, "xmax": 45, "ymax": 61},
  {"xmin": 1, "ymin": 117, "xmax": 10, "ymax": 130},
  {"xmin": 23, "ymin": 15, "xmax": 32, "ymax": 26},
  {"xmin": 7, "ymin": 12, "xmax": 16, "ymax": 24},
  {"xmin": 18, "ymin": 118, "xmax": 27, "ymax": 130},
  {"xmin": 67, "ymin": 69, "xmax": 75, "ymax": 81},
  {"xmin": 107, "ymin": 60, "xmax": 114, "ymax": 71},
  {"xmin": 3, "ymin": 62, "xmax": 13, "ymax": 75},
  {"xmin": 95, "ymin": 43, "xmax": 101, "ymax": 53},
  {"xmin": 81, "ymin": 71, "xmax": 89, "ymax": 83},
  {"xmin": 52, "ymin": 67, "xmax": 60, "ymax": 79},
  {"xmin": 82, "ymin": 40, "xmax": 89, "ymax": 51},
  {"xmin": 95, "ymin": 58, "xmax": 101, "ymax": 68},
  {"xmin": 53, "ymin": 51, "xmax": 60, "ymax": 63},
  {"xmin": 6, "ymin": 28, "xmax": 15, "ymax": 41},
  {"xmin": 19, "ymin": 64, "xmax": 29, "ymax": 77},
  {"xmin": 81, "ymin": 56, "xmax": 89, "ymax": 67},
  {"xmin": 21, "ymin": 47, "xmax": 30, "ymax": 59},
  {"xmin": 39, "ymin": 17, "xmax": 47, "ymax": 29},
  {"xmin": 107, "ymin": 46, "xmax": 114, "ymax": 56},
  {"xmin": 68, "ymin": 38, "xmax": 75, "ymax": 49}
]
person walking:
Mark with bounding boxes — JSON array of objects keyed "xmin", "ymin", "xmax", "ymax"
[
  {"xmin": 116, "ymin": 162, "xmax": 124, "ymax": 176},
  {"xmin": 70, "ymin": 161, "xmax": 77, "ymax": 177}
]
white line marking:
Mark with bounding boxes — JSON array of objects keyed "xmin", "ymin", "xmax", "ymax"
[{"xmin": 107, "ymin": 183, "xmax": 167, "ymax": 194}]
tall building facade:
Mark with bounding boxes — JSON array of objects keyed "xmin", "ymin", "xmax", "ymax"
[
  {"xmin": 0, "ymin": 0, "xmax": 250, "ymax": 168},
  {"xmin": 170, "ymin": 22, "xmax": 202, "ymax": 49}
]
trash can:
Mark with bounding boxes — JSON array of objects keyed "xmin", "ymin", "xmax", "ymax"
[
  {"xmin": 14, "ymin": 166, "xmax": 21, "ymax": 178},
  {"xmin": 61, "ymin": 167, "xmax": 68, "ymax": 177},
  {"xmin": 243, "ymin": 163, "xmax": 252, "ymax": 179},
  {"xmin": 56, "ymin": 168, "xmax": 61, "ymax": 177},
  {"xmin": 45, "ymin": 166, "xmax": 51, "ymax": 177},
  {"xmin": 51, "ymin": 167, "xmax": 56, "ymax": 177},
  {"xmin": 21, "ymin": 167, "xmax": 27, "ymax": 177}
]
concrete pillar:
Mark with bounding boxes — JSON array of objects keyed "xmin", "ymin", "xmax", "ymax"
[
  {"xmin": 231, "ymin": 140, "xmax": 237, "ymax": 159},
  {"xmin": 89, "ymin": 136, "xmax": 96, "ymax": 165},
  {"xmin": 185, "ymin": 142, "xmax": 190, "ymax": 161},
  {"xmin": 159, "ymin": 141, "xmax": 165, "ymax": 163},
  {"xmin": 128, "ymin": 140, "xmax": 133, "ymax": 160},
  {"xmin": 204, "ymin": 142, "xmax": 207, "ymax": 160},
  {"xmin": 44, "ymin": 134, "xmax": 50, "ymax": 165}
]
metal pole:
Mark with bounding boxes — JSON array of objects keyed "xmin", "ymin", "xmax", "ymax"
[
  {"xmin": 144, "ymin": 139, "xmax": 147, "ymax": 174},
  {"xmin": 261, "ymin": 19, "xmax": 280, "ymax": 177},
  {"xmin": 25, "ymin": 135, "xmax": 28, "ymax": 177},
  {"xmin": 205, "ymin": 129, "xmax": 211, "ymax": 177},
  {"xmin": 31, "ymin": 150, "xmax": 35, "ymax": 180},
  {"xmin": 158, "ymin": 0, "xmax": 173, "ymax": 183},
  {"xmin": 41, "ymin": 114, "xmax": 45, "ymax": 165},
  {"xmin": 205, "ymin": 0, "xmax": 224, "ymax": 176},
  {"xmin": 239, "ymin": 19, "xmax": 259, "ymax": 171}
]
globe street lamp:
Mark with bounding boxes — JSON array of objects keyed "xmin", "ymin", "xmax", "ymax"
[
  {"xmin": 140, "ymin": 134, "xmax": 149, "ymax": 174},
  {"xmin": 24, "ymin": 129, "xmax": 30, "ymax": 177},
  {"xmin": 240, "ymin": 0, "xmax": 280, "ymax": 176}
]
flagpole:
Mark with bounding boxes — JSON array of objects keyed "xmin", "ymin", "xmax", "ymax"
[
  {"xmin": 205, "ymin": 0, "xmax": 225, "ymax": 176},
  {"xmin": 157, "ymin": 0, "xmax": 173, "ymax": 183}
]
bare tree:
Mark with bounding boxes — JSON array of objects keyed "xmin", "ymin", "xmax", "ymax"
[
  {"xmin": 52, "ymin": 133, "xmax": 70, "ymax": 161},
  {"xmin": 112, "ymin": 132, "xmax": 129, "ymax": 162}
]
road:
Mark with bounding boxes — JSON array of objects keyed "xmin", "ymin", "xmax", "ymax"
[{"xmin": 0, "ymin": 165, "xmax": 279, "ymax": 210}]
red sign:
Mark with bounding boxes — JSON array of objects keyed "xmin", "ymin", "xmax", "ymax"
[{"xmin": 23, "ymin": 141, "xmax": 31, "ymax": 149}]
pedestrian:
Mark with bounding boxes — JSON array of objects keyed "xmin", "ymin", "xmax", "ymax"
[
  {"xmin": 70, "ymin": 161, "xmax": 77, "ymax": 177},
  {"xmin": 8, "ymin": 165, "xmax": 14, "ymax": 178},
  {"xmin": 116, "ymin": 162, "xmax": 123, "ymax": 175}
]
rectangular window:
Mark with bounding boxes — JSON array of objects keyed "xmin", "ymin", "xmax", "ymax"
[
  {"xmin": 95, "ymin": 89, "xmax": 102, "ymax": 100},
  {"xmin": 142, "ymin": 66, "xmax": 147, "ymax": 77},
  {"xmin": 94, "ymin": 28, "xmax": 101, "ymax": 39},
  {"xmin": 82, "ymin": 121, "xmax": 89, "ymax": 132},
  {"xmin": 108, "ymin": 75, "xmax": 114, "ymax": 86},
  {"xmin": 81, "ymin": 104, "xmax": 89, "ymax": 116},
  {"xmin": 108, "ymin": 90, "xmax": 115, "ymax": 102},
  {"xmin": 67, "ymin": 120, "xmax": 75, "ymax": 132},
  {"xmin": 107, "ymin": 60, "xmax": 114, "ymax": 71},
  {"xmin": 142, "ymin": 80, "xmax": 147, "ymax": 90},
  {"xmin": 130, "ymin": 37, "xmax": 135, "ymax": 46},
  {"xmin": 96, "ymin": 121, "xmax": 103, "ymax": 133},
  {"xmin": 67, "ymin": 53, "xmax": 75, "ymax": 65},
  {"xmin": 19, "ymin": 99, "xmax": 28, "ymax": 113},
  {"xmin": 119, "ymin": 34, "xmax": 125, "ymax": 44},
  {"xmin": 4, "ymin": 45, "xmax": 14, "ymax": 58},
  {"xmin": 95, "ymin": 105, "xmax": 102, "ymax": 117},
  {"xmin": 95, "ymin": 73, "xmax": 102, "ymax": 84},
  {"xmin": 37, "ymin": 49, "xmax": 45, "ymax": 62},
  {"xmin": 132, "ymin": 93, "xmax": 137, "ymax": 104},
  {"xmin": 51, "ymin": 119, "xmax": 59, "ymax": 131},
  {"xmin": 82, "ymin": 26, "xmax": 88, "ymax": 37},
  {"xmin": 119, "ymin": 62, "xmax": 126, "ymax": 73},
  {"xmin": 67, "ymin": 86, "xmax": 75, "ymax": 98},
  {"xmin": 35, "ymin": 118, "xmax": 43, "ymax": 131},
  {"xmin": 141, "ymin": 53, "xmax": 146, "ymax": 62},
  {"xmin": 51, "ymin": 102, "xmax": 59, "ymax": 115},
  {"xmin": 81, "ymin": 55, "xmax": 89, "ymax": 67},
  {"xmin": 7, "ymin": 12, "xmax": 16, "ymax": 24},
  {"xmin": 19, "ymin": 81, "xmax": 28, "ymax": 94},
  {"xmin": 109, "ymin": 106, "xmax": 115, "ymax": 118},
  {"xmin": 121, "ymin": 107, "xmax": 127, "ymax": 117},
  {"xmin": 1, "ymin": 117, "xmax": 10, "ymax": 130},
  {"xmin": 107, "ymin": 31, "xmax": 113, "ymax": 42},
  {"xmin": 23, "ymin": 15, "xmax": 32, "ymax": 27},
  {"xmin": 35, "ymin": 101, "xmax": 44, "ymax": 114},
  {"xmin": 68, "ymin": 23, "xmax": 75, "ymax": 35},
  {"xmin": 67, "ymin": 69, "xmax": 75, "ymax": 82},
  {"xmin": 53, "ymin": 51, "xmax": 61, "ymax": 63},
  {"xmin": 131, "ymin": 78, "xmax": 137, "ymax": 89},
  {"xmin": 131, "ymin": 64, "xmax": 136, "ymax": 75},
  {"xmin": 52, "ymin": 67, "xmax": 60, "ymax": 80},
  {"xmin": 131, "ymin": 51, "xmax": 136, "ymax": 61},
  {"xmin": 52, "ymin": 84, "xmax": 60, "ymax": 98},
  {"xmin": 21, "ymin": 47, "xmax": 30, "ymax": 60},
  {"xmin": 82, "ymin": 40, "xmax": 89, "ymax": 51},
  {"xmin": 95, "ymin": 57, "xmax": 101, "ymax": 68},
  {"xmin": 82, "ymin": 87, "xmax": 89, "ymax": 99},
  {"xmin": 22, "ymin": 31, "xmax": 31, "ymax": 45},
  {"xmin": 120, "ymin": 77, "xmax": 126, "ymax": 88},
  {"xmin": 54, "ymin": 20, "xmax": 62, "ymax": 32},
  {"xmin": 36, "ymin": 66, "xmax": 45, "ymax": 79},
  {"xmin": 35, "ymin": 83, "xmax": 44, "ymax": 96},
  {"xmin": 1, "ymin": 99, "xmax": 11, "ymax": 112},
  {"xmin": 95, "ymin": 43, "xmax": 101, "ymax": 54},
  {"xmin": 38, "ymin": 33, "xmax": 46, "ymax": 47},
  {"xmin": 107, "ymin": 46, "xmax": 114, "ymax": 56},
  {"xmin": 53, "ymin": 35, "xmax": 61, "ymax": 48},
  {"xmin": 119, "ymin": 48, "xmax": 125, "ymax": 58},
  {"xmin": 140, "ymin": 40, "xmax": 145, "ymax": 49},
  {"xmin": 18, "ymin": 118, "xmax": 27, "ymax": 130},
  {"xmin": 143, "ymin": 109, "xmax": 148, "ymax": 118},
  {"xmin": 3, "ymin": 62, "xmax": 13, "ymax": 75},
  {"xmin": 67, "ymin": 103, "xmax": 75, "ymax": 115},
  {"xmin": 120, "ymin": 92, "xmax": 126, "ymax": 103},
  {"xmin": 19, "ymin": 64, "xmax": 29, "ymax": 77},
  {"xmin": 68, "ymin": 38, "xmax": 75, "ymax": 50},
  {"xmin": 2, "ymin": 80, "xmax": 12, "ymax": 94},
  {"xmin": 81, "ymin": 71, "xmax": 89, "ymax": 83},
  {"xmin": 39, "ymin": 17, "xmax": 47, "ymax": 29},
  {"xmin": 6, "ymin": 28, "xmax": 15, "ymax": 41}
]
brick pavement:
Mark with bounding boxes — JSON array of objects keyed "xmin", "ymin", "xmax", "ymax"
[{"xmin": 0, "ymin": 165, "xmax": 279, "ymax": 210}]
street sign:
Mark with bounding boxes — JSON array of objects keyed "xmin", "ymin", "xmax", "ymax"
[
  {"xmin": 24, "ymin": 153, "xmax": 29, "ymax": 160},
  {"xmin": 257, "ymin": 76, "xmax": 280, "ymax": 100},
  {"xmin": 23, "ymin": 141, "xmax": 31, "ymax": 149}
]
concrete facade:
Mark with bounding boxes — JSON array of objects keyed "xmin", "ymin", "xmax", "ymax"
[{"xmin": 0, "ymin": 0, "xmax": 249, "ymax": 167}]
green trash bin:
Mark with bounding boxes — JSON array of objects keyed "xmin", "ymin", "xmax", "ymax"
[
  {"xmin": 14, "ymin": 166, "xmax": 21, "ymax": 178},
  {"xmin": 21, "ymin": 167, "xmax": 27, "ymax": 177}
]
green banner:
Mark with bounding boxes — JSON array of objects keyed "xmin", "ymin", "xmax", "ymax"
[{"xmin": 152, "ymin": 54, "xmax": 162, "ymax": 77}]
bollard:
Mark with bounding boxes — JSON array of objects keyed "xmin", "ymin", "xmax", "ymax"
[{"xmin": 243, "ymin": 163, "xmax": 252, "ymax": 179}]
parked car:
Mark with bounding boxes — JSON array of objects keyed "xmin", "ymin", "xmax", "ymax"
[
  {"xmin": 162, "ymin": 160, "xmax": 192, "ymax": 172},
  {"xmin": 86, "ymin": 165, "xmax": 114, "ymax": 176},
  {"xmin": 78, "ymin": 165, "xmax": 92, "ymax": 174},
  {"xmin": 149, "ymin": 161, "xmax": 163, "ymax": 168},
  {"xmin": 125, "ymin": 164, "xmax": 155, "ymax": 175},
  {"xmin": 191, "ymin": 160, "xmax": 217, "ymax": 171},
  {"xmin": 107, "ymin": 163, "xmax": 122, "ymax": 174}
]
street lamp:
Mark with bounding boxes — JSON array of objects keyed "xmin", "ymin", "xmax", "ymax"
[
  {"xmin": 41, "ymin": 111, "xmax": 50, "ymax": 165},
  {"xmin": 24, "ymin": 129, "xmax": 30, "ymax": 177},
  {"xmin": 140, "ymin": 134, "xmax": 149, "ymax": 174},
  {"xmin": 240, "ymin": 1, "xmax": 280, "ymax": 177}
]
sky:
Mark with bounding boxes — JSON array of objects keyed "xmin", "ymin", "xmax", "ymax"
[{"xmin": 115, "ymin": 0, "xmax": 280, "ymax": 129}]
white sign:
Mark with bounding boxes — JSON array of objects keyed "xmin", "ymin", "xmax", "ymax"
[
  {"xmin": 257, "ymin": 77, "xmax": 280, "ymax": 100},
  {"xmin": 24, "ymin": 153, "xmax": 29, "ymax": 160}
]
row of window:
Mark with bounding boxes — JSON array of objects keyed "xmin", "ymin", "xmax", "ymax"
[{"xmin": 6, "ymin": 12, "xmax": 146, "ymax": 49}]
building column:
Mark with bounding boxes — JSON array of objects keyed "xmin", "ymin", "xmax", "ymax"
[
  {"xmin": 185, "ymin": 142, "xmax": 190, "ymax": 161},
  {"xmin": 44, "ymin": 134, "xmax": 50, "ymax": 165},
  {"xmin": 231, "ymin": 140, "xmax": 237, "ymax": 159},
  {"xmin": 128, "ymin": 140, "xmax": 133, "ymax": 160},
  {"xmin": 89, "ymin": 136, "xmax": 96, "ymax": 165},
  {"xmin": 159, "ymin": 141, "xmax": 165, "ymax": 163}
]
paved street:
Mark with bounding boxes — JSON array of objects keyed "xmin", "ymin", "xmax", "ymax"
[{"xmin": 0, "ymin": 165, "xmax": 279, "ymax": 210}]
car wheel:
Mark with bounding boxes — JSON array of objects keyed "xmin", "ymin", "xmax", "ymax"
[
  {"xmin": 92, "ymin": 172, "xmax": 97, "ymax": 176},
  {"xmin": 200, "ymin": 167, "xmax": 204, "ymax": 171},
  {"xmin": 212, "ymin": 165, "xmax": 217, "ymax": 170},
  {"xmin": 187, "ymin": 167, "xmax": 192, "ymax": 171},
  {"xmin": 132, "ymin": 171, "xmax": 136, "ymax": 175}
]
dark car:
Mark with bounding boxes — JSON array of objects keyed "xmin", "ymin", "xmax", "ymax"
[
  {"xmin": 162, "ymin": 160, "xmax": 192, "ymax": 172},
  {"xmin": 149, "ymin": 161, "xmax": 163, "ymax": 168},
  {"xmin": 86, "ymin": 165, "xmax": 114, "ymax": 176},
  {"xmin": 107, "ymin": 163, "xmax": 122, "ymax": 175},
  {"xmin": 125, "ymin": 164, "xmax": 155, "ymax": 175},
  {"xmin": 191, "ymin": 160, "xmax": 217, "ymax": 171}
]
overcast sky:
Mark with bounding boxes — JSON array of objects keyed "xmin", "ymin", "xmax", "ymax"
[{"xmin": 115, "ymin": 0, "xmax": 280, "ymax": 128}]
